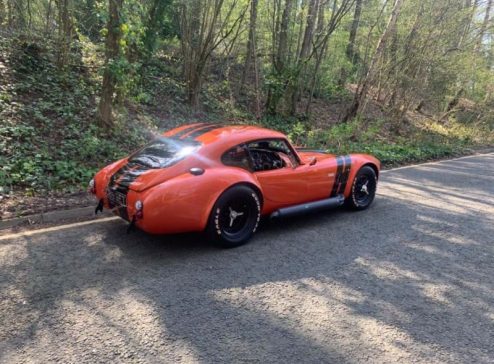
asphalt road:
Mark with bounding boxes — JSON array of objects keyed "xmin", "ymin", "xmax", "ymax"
[{"xmin": 1, "ymin": 153, "xmax": 494, "ymax": 364}]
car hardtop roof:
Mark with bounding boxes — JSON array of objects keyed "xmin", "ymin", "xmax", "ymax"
[{"xmin": 163, "ymin": 123, "xmax": 287, "ymax": 147}]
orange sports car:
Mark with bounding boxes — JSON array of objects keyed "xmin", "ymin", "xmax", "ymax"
[{"xmin": 90, "ymin": 123, "xmax": 380, "ymax": 247}]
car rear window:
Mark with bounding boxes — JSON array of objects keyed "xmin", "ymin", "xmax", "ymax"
[{"xmin": 129, "ymin": 137, "xmax": 201, "ymax": 168}]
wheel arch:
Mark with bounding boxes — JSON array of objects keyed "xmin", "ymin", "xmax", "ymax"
[
  {"xmin": 225, "ymin": 182, "xmax": 264, "ymax": 208},
  {"xmin": 342, "ymin": 155, "xmax": 380, "ymax": 197},
  {"xmin": 362, "ymin": 162, "xmax": 380, "ymax": 179}
]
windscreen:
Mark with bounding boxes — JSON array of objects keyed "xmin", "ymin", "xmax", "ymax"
[{"xmin": 129, "ymin": 137, "xmax": 201, "ymax": 169}]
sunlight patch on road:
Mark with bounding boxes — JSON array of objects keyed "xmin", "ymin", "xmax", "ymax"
[
  {"xmin": 378, "ymin": 178, "xmax": 494, "ymax": 220},
  {"xmin": 354, "ymin": 257, "xmax": 423, "ymax": 281},
  {"xmin": 209, "ymin": 278, "xmax": 455, "ymax": 363},
  {"xmin": 421, "ymin": 283, "xmax": 451, "ymax": 305},
  {"xmin": 0, "ymin": 243, "xmax": 28, "ymax": 266},
  {"xmin": 414, "ymin": 227, "xmax": 482, "ymax": 246},
  {"xmin": 405, "ymin": 241, "xmax": 453, "ymax": 258},
  {"xmin": 16, "ymin": 287, "xmax": 203, "ymax": 363}
]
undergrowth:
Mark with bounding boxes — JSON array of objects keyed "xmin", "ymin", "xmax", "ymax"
[
  {"xmin": 1, "ymin": 34, "xmax": 493, "ymax": 195},
  {"xmin": 259, "ymin": 115, "xmax": 493, "ymax": 166},
  {"xmin": 0, "ymin": 35, "xmax": 152, "ymax": 194}
]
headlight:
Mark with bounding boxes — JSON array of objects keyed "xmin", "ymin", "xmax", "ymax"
[{"xmin": 88, "ymin": 178, "xmax": 95, "ymax": 193}]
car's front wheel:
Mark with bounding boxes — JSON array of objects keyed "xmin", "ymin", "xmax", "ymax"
[
  {"xmin": 346, "ymin": 165, "xmax": 377, "ymax": 210},
  {"xmin": 206, "ymin": 185, "xmax": 261, "ymax": 248}
]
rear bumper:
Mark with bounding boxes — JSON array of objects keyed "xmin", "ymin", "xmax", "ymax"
[{"xmin": 93, "ymin": 186, "xmax": 133, "ymax": 222}]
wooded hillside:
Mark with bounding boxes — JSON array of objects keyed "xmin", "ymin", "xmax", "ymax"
[{"xmin": 1, "ymin": 0, "xmax": 493, "ymax": 197}]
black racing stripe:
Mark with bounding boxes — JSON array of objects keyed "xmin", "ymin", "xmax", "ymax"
[
  {"xmin": 111, "ymin": 163, "xmax": 150, "ymax": 189},
  {"xmin": 171, "ymin": 123, "xmax": 206, "ymax": 138},
  {"xmin": 337, "ymin": 155, "xmax": 352, "ymax": 195},
  {"xmin": 181, "ymin": 124, "xmax": 223, "ymax": 140},
  {"xmin": 330, "ymin": 156, "xmax": 344, "ymax": 197},
  {"xmin": 178, "ymin": 123, "xmax": 217, "ymax": 139},
  {"xmin": 110, "ymin": 165, "xmax": 140, "ymax": 190},
  {"xmin": 107, "ymin": 162, "xmax": 150, "ymax": 217}
]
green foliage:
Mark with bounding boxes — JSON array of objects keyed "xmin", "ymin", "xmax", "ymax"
[
  {"xmin": 0, "ymin": 35, "xmax": 151, "ymax": 193},
  {"xmin": 1, "ymin": 0, "xmax": 494, "ymax": 198},
  {"xmin": 264, "ymin": 66, "xmax": 299, "ymax": 114},
  {"xmin": 258, "ymin": 115, "xmax": 489, "ymax": 167},
  {"xmin": 258, "ymin": 114, "xmax": 301, "ymax": 135},
  {"xmin": 330, "ymin": 141, "xmax": 458, "ymax": 166}
]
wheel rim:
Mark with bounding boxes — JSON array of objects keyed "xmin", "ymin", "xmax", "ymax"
[
  {"xmin": 354, "ymin": 174, "xmax": 376, "ymax": 206},
  {"xmin": 219, "ymin": 198, "xmax": 252, "ymax": 237}
]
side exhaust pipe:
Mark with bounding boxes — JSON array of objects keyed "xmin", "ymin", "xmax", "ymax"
[{"xmin": 270, "ymin": 195, "xmax": 345, "ymax": 219}]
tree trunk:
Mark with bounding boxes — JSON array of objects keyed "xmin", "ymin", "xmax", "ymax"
[
  {"xmin": 0, "ymin": 0, "xmax": 5, "ymax": 26},
  {"xmin": 271, "ymin": 0, "xmax": 281, "ymax": 66},
  {"xmin": 45, "ymin": 0, "xmax": 53, "ymax": 33},
  {"xmin": 338, "ymin": 0, "xmax": 362, "ymax": 87},
  {"xmin": 386, "ymin": 30, "xmax": 399, "ymax": 107},
  {"xmin": 7, "ymin": 0, "xmax": 12, "ymax": 28},
  {"xmin": 457, "ymin": 0, "xmax": 475, "ymax": 48},
  {"xmin": 287, "ymin": 0, "xmax": 318, "ymax": 114},
  {"xmin": 56, "ymin": 0, "xmax": 72, "ymax": 68},
  {"xmin": 187, "ymin": 67, "xmax": 203, "ymax": 109},
  {"xmin": 476, "ymin": 0, "xmax": 492, "ymax": 53},
  {"xmin": 305, "ymin": 34, "xmax": 329, "ymax": 115},
  {"xmin": 180, "ymin": 0, "xmax": 246, "ymax": 109},
  {"xmin": 294, "ymin": 0, "xmax": 306, "ymax": 64},
  {"xmin": 444, "ymin": 88, "xmax": 464, "ymax": 113},
  {"xmin": 27, "ymin": 0, "xmax": 32, "ymax": 29},
  {"xmin": 266, "ymin": 0, "xmax": 294, "ymax": 114},
  {"xmin": 10, "ymin": 0, "xmax": 25, "ymax": 28},
  {"xmin": 241, "ymin": 0, "xmax": 258, "ymax": 90},
  {"xmin": 489, "ymin": 29, "xmax": 494, "ymax": 70},
  {"xmin": 338, "ymin": 0, "xmax": 362, "ymax": 88},
  {"xmin": 143, "ymin": 0, "xmax": 169, "ymax": 56},
  {"xmin": 97, "ymin": 0, "xmax": 123, "ymax": 129},
  {"xmin": 346, "ymin": 0, "xmax": 362, "ymax": 63},
  {"xmin": 299, "ymin": 0, "xmax": 318, "ymax": 65},
  {"xmin": 343, "ymin": 0, "xmax": 404, "ymax": 122},
  {"xmin": 275, "ymin": 0, "xmax": 293, "ymax": 72}
]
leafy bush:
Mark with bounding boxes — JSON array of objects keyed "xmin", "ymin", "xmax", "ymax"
[
  {"xmin": 0, "ymin": 35, "xmax": 152, "ymax": 193},
  {"xmin": 258, "ymin": 116, "xmax": 480, "ymax": 167}
]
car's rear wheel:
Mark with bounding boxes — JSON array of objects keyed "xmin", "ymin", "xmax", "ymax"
[
  {"xmin": 206, "ymin": 185, "xmax": 261, "ymax": 248},
  {"xmin": 346, "ymin": 166, "xmax": 377, "ymax": 210}
]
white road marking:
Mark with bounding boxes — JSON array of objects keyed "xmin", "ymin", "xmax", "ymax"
[
  {"xmin": 380, "ymin": 152, "xmax": 494, "ymax": 173},
  {"xmin": 0, "ymin": 217, "xmax": 119, "ymax": 241}
]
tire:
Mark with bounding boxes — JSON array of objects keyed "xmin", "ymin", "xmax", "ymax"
[
  {"xmin": 206, "ymin": 185, "xmax": 261, "ymax": 248},
  {"xmin": 346, "ymin": 166, "xmax": 377, "ymax": 210}
]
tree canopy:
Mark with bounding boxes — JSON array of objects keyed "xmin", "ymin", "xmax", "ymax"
[{"xmin": 0, "ymin": 0, "xmax": 493, "ymax": 194}]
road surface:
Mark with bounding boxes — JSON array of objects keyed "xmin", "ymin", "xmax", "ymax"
[{"xmin": 1, "ymin": 153, "xmax": 493, "ymax": 363}]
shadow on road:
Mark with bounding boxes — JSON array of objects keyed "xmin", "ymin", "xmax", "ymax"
[{"xmin": 1, "ymin": 154, "xmax": 493, "ymax": 362}]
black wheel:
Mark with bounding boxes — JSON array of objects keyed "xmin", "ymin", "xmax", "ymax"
[
  {"xmin": 346, "ymin": 166, "xmax": 377, "ymax": 210},
  {"xmin": 206, "ymin": 185, "xmax": 261, "ymax": 248}
]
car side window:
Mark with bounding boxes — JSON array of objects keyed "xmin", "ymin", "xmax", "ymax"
[
  {"xmin": 246, "ymin": 139, "xmax": 299, "ymax": 172},
  {"xmin": 221, "ymin": 145, "xmax": 252, "ymax": 171}
]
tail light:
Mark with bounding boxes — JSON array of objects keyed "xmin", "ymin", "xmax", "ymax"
[
  {"xmin": 135, "ymin": 200, "xmax": 143, "ymax": 219},
  {"xmin": 88, "ymin": 179, "xmax": 96, "ymax": 194}
]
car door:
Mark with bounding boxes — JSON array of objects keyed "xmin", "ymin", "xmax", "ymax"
[
  {"xmin": 300, "ymin": 155, "xmax": 338, "ymax": 201},
  {"xmin": 256, "ymin": 147, "xmax": 343, "ymax": 206},
  {"xmin": 255, "ymin": 165, "xmax": 311, "ymax": 206},
  {"xmin": 298, "ymin": 153, "xmax": 352, "ymax": 200},
  {"xmin": 247, "ymin": 139, "xmax": 309, "ymax": 207}
]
